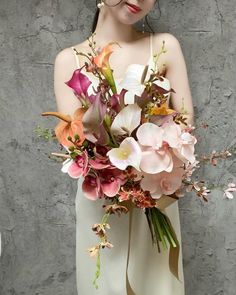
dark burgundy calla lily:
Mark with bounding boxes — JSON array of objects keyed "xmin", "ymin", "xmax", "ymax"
[
  {"xmin": 82, "ymin": 91, "xmax": 110, "ymax": 144},
  {"xmin": 65, "ymin": 68, "xmax": 92, "ymax": 97}
]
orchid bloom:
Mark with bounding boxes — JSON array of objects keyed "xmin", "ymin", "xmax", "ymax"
[
  {"xmin": 110, "ymin": 103, "xmax": 142, "ymax": 136},
  {"xmin": 82, "ymin": 174, "xmax": 101, "ymax": 200},
  {"xmin": 61, "ymin": 150, "xmax": 89, "ymax": 178},
  {"xmin": 107, "ymin": 137, "xmax": 142, "ymax": 171},
  {"xmin": 82, "ymin": 168, "xmax": 125, "ymax": 200},
  {"xmin": 162, "ymin": 118, "xmax": 197, "ymax": 164},
  {"xmin": 119, "ymin": 64, "xmax": 171, "ymax": 104},
  {"xmin": 99, "ymin": 168, "xmax": 126, "ymax": 197},
  {"xmin": 139, "ymin": 152, "xmax": 185, "ymax": 199},
  {"xmin": 136, "ymin": 122, "xmax": 174, "ymax": 174}
]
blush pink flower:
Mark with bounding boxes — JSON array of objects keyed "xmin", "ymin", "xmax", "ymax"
[
  {"xmin": 61, "ymin": 151, "xmax": 89, "ymax": 178},
  {"xmin": 162, "ymin": 118, "xmax": 197, "ymax": 164},
  {"xmin": 136, "ymin": 122, "xmax": 173, "ymax": 174},
  {"xmin": 139, "ymin": 152, "xmax": 185, "ymax": 199}
]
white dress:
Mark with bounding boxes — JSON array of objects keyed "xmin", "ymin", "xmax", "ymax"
[{"xmin": 71, "ymin": 33, "xmax": 185, "ymax": 295}]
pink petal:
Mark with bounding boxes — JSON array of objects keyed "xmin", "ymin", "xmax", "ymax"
[
  {"xmin": 101, "ymin": 179, "xmax": 120, "ymax": 197},
  {"xmin": 137, "ymin": 122, "xmax": 164, "ymax": 148},
  {"xmin": 82, "ymin": 175, "xmax": 101, "ymax": 200},
  {"xmin": 89, "ymin": 159, "xmax": 111, "ymax": 169},
  {"xmin": 140, "ymin": 173, "xmax": 161, "ymax": 194},
  {"xmin": 180, "ymin": 144, "xmax": 196, "ymax": 164},
  {"xmin": 140, "ymin": 148, "xmax": 173, "ymax": 174},
  {"xmin": 162, "ymin": 119, "xmax": 181, "ymax": 148},
  {"xmin": 68, "ymin": 161, "xmax": 84, "ymax": 178},
  {"xmin": 172, "ymin": 148, "xmax": 189, "ymax": 164}
]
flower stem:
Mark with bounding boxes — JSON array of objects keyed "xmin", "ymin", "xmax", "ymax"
[{"xmin": 92, "ymin": 250, "xmax": 101, "ymax": 289}]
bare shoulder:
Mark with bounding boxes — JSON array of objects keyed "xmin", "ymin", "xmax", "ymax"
[
  {"xmin": 152, "ymin": 32, "xmax": 184, "ymax": 70},
  {"xmin": 54, "ymin": 47, "xmax": 76, "ymax": 68},
  {"xmin": 54, "ymin": 39, "xmax": 91, "ymax": 69},
  {"xmin": 153, "ymin": 32, "xmax": 182, "ymax": 50}
]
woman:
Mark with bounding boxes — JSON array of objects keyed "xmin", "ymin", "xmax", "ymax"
[{"xmin": 54, "ymin": 1, "xmax": 194, "ymax": 294}]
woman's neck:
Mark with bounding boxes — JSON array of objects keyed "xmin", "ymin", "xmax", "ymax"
[{"xmin": 92, "ymin": 9, "xmax": 143, "ymax": 46}]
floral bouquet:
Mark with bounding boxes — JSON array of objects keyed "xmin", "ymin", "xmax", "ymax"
[{"xmin": 40, "ymin": 33, "xmax": 234, "ymax": 289}]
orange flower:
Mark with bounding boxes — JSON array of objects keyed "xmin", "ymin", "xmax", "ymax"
[
  {"xmin": 41, "ymin": 108, "xmax": 86, "ymax": 147},
  {"xmin": 93, "ymin": 42, "xmax": 117, "ymax": 69},
  {"xmin": 150, "ymin": 102, "xmax": 176, "ymax": 116},
  {"xmin": 92, "ymin": 42, "xmax": 119, "ymax": 94}
]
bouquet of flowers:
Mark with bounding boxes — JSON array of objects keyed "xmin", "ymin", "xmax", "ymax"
[{"xmin": 40, "ymin": 33, "xmax": 235, "ymax": 289}]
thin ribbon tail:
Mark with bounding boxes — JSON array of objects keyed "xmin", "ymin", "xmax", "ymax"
[
  {"xmin": 126, "ymin": 207, "xmax": 136, "ymax": 295},
  {"xmin": 164, "ymin": 213, "xmax": 182, "ymax": 282}
]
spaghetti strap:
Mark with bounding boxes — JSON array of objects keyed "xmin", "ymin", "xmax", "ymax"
[
  {"xmin": 71, "ymin": 46, "xmax": 80, "ymax": 68},
  {"xmin": 150, "ymin": 32, "xmax": 153, "ymax": 58}
]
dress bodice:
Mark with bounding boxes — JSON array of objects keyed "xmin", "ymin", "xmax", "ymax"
[{"xmin": 71, "ymin": 33, "xmax": 171, "ymax": 104}]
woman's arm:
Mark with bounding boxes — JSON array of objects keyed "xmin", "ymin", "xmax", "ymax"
[
  {"xmin": 153, "ymin": 33, "xmax": 195, "ymax": 210},
  {"xmin": 53, "ymin": 48, "xmax": 82, "ymax": 116},
  {"xmin": 164, "ymin": 33, "xmax": 195, "ymax": 128}
]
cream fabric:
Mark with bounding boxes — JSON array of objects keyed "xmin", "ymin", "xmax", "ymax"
[{"xmin": 75, "ymin": 179, "xmax": 185, "ymax": 295}]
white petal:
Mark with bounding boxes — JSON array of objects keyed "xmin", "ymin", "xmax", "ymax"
[
  {"xmin": 124, "ymin": 91, "xmax": 135, "ymax": 104},
  {"xmin": 107, "ymin": 137, "xmax": 142, "ymax": 170},
  {"xmin": 153, "ymin": 76, "xmax": 171, "ymax": 98},
  {"xmin": 61, "ymin": 158, "xmax": 73, "ymax": 173},
  {"xmin": 111, "ymin": 103, "xmax": 142, "ymax": 136},
  {"xmin": 224, "ymin": 191, "xmax": 234, "ymax": 199}
]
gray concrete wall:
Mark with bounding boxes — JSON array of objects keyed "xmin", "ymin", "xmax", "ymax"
[{"xmin": 0, "ymin": 0, "xmax": 235, "ymax": 294}]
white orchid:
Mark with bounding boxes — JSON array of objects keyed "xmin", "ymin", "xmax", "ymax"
[{"xmin": 106, "ymin": 137, "xmax": 142, "ymax": 171}]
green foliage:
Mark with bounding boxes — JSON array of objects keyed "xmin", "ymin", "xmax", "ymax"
[{"xmin": 34, "ymin": 125, "xmax": 56, "ymax": 141}]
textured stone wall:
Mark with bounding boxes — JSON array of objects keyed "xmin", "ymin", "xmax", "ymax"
[{"xmin": 0, "ymin": 0, "xmax": 235, "ymax": 294}]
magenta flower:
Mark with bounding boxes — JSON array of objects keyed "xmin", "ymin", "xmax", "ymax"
[{"xmin": 65, "ymin": 68, "xmax": 92, "ymax": 98}]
